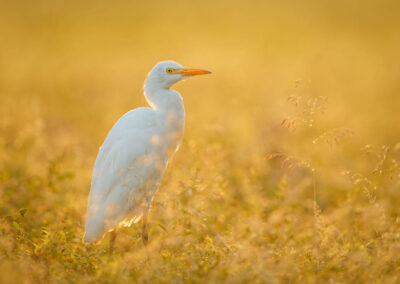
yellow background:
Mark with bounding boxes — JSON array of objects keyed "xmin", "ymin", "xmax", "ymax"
[{"xmin": 0, "ymin": 1, "xmax": 399, "ymax": 282}]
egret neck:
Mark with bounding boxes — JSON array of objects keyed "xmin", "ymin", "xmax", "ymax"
[{"xmin": 144, "ymin": 76, "xmax": 185, "ymax": 156}]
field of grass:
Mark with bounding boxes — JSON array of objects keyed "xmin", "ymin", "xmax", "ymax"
[{"xmin": 1, "ymin": 0, "xmax": 400, "ymax": 283}]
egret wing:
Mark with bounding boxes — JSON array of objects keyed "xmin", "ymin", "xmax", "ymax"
[{"xmin": 84, "ymin": 108, "xmax": 164, "ymax": 241}]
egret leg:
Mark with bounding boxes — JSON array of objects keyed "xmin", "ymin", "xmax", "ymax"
[
  {"xmin": 141, "ymin": 207, "xmax": 153, "ymax": 265},
  {"xmin": 142, "ymin": 210, "xmax": 149, "ymax": 246},
  {"xmin": 109, "ymin": 230, "xmax": 117, "ymax": 254}
]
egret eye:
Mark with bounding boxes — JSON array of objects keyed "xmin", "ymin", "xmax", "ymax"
[{"xmin": 166, "ymin": 68, "xmax": 173, "ymax": 74}]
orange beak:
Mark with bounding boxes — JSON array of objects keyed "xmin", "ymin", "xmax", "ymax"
[{"xmin": 177, "ymin": 68, "xmax": 212, "ymax": 77}]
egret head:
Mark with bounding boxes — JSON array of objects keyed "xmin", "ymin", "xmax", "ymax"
[{"xmin": 146, "ymin": 60, "xmax": 211, "ymax": 90}]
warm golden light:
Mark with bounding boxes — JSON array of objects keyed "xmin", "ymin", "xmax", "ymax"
[{"xmin": 0, "ymin": 0, "xmax": 399, "ymax": 283}]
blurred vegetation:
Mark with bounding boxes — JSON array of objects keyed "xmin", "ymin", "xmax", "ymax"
[{"xmin": 1, "ymin": 0, "xmax": 400, "ymax": 283}]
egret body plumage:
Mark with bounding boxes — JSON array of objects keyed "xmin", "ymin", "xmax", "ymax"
[{"xmin": 83, "ymin": 61, "xmax": 211, "ymax": 249}]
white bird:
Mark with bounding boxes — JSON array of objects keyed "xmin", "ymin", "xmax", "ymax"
[{"xmin": 83, "ymin": 60, "xmax": 211, "ymax": 251}]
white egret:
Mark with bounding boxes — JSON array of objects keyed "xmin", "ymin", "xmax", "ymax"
[{"xmin": 83, "ymin": 60, "xmax": 211, "ymax": 251}]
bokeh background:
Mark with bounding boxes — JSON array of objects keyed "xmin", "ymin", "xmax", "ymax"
[{"xmin": 1, "ymin": 0, "xmax": 399, "ymax": 283}]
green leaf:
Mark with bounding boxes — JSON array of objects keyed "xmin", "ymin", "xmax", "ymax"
[
  {"xmin": 13, "ymin": 221, "xmax": 20, "ymax": 230},
  {"xmin": 19, "ymin": 208, "xmax": 27, "ymax": 217},
  {"xmin": 205, "ymin": 236, "xmax": 213, "ymax": 244}
]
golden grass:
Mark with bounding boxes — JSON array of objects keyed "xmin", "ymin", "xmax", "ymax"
[{"xmin": 1, "ymin": 0, "xmax": 400, "ymax": 283}]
